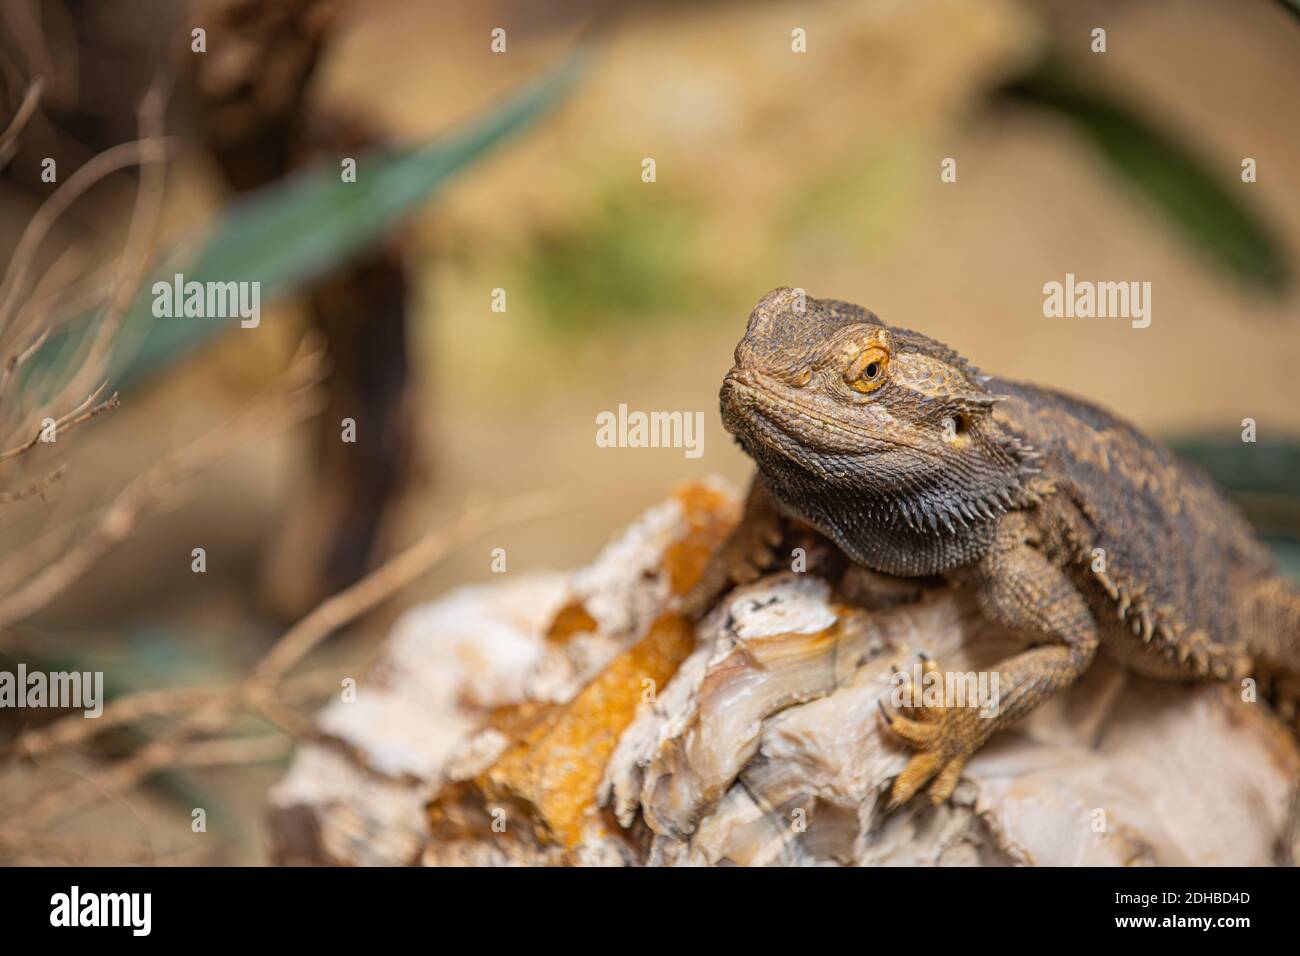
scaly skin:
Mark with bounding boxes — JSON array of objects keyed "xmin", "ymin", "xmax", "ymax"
[{"xmin": 688, "ymin": 287, "xmax": 1300, "ymax": 808}]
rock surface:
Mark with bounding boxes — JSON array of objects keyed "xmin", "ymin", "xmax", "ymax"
[{"xmin": 269, "ymin": 481, "xmax": 1300, "ymax": 866}]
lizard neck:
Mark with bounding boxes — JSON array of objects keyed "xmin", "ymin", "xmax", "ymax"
[{"xmin": 753, "ymin": 456, "xmax": 1006, "ymax": 577}]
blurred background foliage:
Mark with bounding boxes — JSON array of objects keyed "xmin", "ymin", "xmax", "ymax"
[
  {"xmin": 0, "ymin": 0, "xmax": 1297, "ymax": 863},
  {"xmin": 522, "ymin": 185, "xmax": 707, "ymax": 335}
]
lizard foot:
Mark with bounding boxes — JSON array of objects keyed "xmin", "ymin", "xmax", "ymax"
[{"xmin": 878, "ymin": 653, "xmax": 988, "ymax": 809}]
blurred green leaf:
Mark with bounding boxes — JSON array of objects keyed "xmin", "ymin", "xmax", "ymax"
[
  {"xmin": 36, "ymin": 50, "xmax": 585, "ymax": 393},
  {"xmin": 0, "ymin": 627, "xmax": 291, "ymax": 834},
  {"xmin": 1002, "ymin": 56, "xmax": 1290, "ymax": 294},
  {"xmin": 1172, "ymin": 436, "xmax": 1300, "ymax": 577},
  {"xmin": 1172, "ymin": 436, "xmax": 1300, "ymax": 498},
  {"xmin": 1266, "ymin": 536, "xmax": 1300, "ymax": 580}
]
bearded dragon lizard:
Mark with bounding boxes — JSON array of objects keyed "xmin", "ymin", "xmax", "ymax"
[{"xmin": 686, "ymin": 288, "xmax": 1300, "ymax": 808}]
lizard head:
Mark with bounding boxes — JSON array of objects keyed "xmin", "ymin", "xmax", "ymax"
[{"xmin": 720, "ymin": 287, "xmax": 1040, "ymax": 534}]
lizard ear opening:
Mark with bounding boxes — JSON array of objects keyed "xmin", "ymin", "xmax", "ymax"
[{"xmin": 939, "ymin": 412, "xmax": 974, "ymax": 447}]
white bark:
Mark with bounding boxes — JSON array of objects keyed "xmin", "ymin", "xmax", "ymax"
[{"xmin": 269, "ymin": 481, "xmax": 1300, "ymax": 866}]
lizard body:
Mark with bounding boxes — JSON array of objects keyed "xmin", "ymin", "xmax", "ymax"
[{"xmin": 691, "ymin": 287, "xmax": 1300, "ymax": 807}]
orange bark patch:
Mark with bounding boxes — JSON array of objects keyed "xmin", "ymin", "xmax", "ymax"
[
  {"xmin": 471, "ymin": 613, "xmax": 694, "ymax": 847},
  {"xmin": 483, "ymin": 699, "xmax": 559, "ymax": 740},
  {"xmin": 428, "ymin": 480, "xmax": 738, "ymax": 850},
  {"xmin": 545, "ymin": 599, "xmax": 599, "ymax": 643},
  {"xmin": 661, "ymin": 482, "xmax": 740, "ymax": 596}
]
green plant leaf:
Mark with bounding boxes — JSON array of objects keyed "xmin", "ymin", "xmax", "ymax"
[
  {"xmin": 1001, "ymin": 56, "xmax": 1290, "ymax": 294},
  {"xmin": 1172, "ymin": 435, "xmax": 1300, "ymax": 576},
  {"xmin": 40, "ymin": 50, "xmax": 584, "ymax": 393},
  {"xmin": 1172, "ymin": 436, "xmax": 1300, "ymax": 498}
]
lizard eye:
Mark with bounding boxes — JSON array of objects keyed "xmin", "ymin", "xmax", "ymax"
[
  {"xmin": 796, "ymin": 368, "xmax": 813, "ymax": 387},
  {"xmin": 846, "ymin": 346, "xmax": 890, "ymax": 394}
]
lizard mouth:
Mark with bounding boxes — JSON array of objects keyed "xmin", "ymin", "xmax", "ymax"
[{"xmin": 721, "ymin": 367, "xmax": 904, "ymax": 464}]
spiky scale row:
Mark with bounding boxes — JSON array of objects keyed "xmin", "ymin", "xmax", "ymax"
[{"xmin": 1089, "ymin": 560, "xmax": 1243, "ymax": 681}]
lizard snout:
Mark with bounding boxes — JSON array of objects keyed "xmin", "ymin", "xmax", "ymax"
[
  {"xmin": 723, "ymin": 366, "xmax": 758, "ymax": 389},
  {"xmin": 719, "ymin": 367, "xmax": 760, "ymax": 426},
  {"xmin": 720, "ymin": 366, "xmax": 763, "ymax": 409}
]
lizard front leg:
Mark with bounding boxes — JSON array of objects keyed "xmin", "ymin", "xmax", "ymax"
[
  {"xmin": 881, "ymin": 513, "xmax": 1100, "ymax": 807},
  {"xmin": 680, "ymin": 476, "xmax": 783, "ymax": 620}
]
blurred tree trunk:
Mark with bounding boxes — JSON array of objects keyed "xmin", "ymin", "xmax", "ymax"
[{"xmin": 186, "ymin": 0, "xmax": 419, "ymax": 619}]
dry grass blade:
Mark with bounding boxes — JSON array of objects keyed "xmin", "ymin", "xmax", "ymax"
[
  {"xmin": 43, "ymin": 83, "xmax": 172, "ymax": 408},
  {"xmin": 0, "ymin": 76, "xmax": 44, "ymax": 172},
  {"xmin": 0, "ymin": 385, "xmax": 118, "ymax": 462},
  {"xmin": 0, "ymin": 463, "xmax": 65, "ymax": 502},
  {"xmin": 0, "ymin": 342, "xmax": 327, "ymax": 632},
  {"xmin": 251, "ymin": 485, "xmax": 572, "ymax": 685},
  {"xmin": 13, "ymin": 668, "xmax": 341, "ymax": 761},
  {"xmin": 0, "ymin": 326, "xmax": 50, "ymax": 404},
  {"xmin": 0, "ymin": 484, "xmax": 571, "ymax": 842},
  {"xmin": 0, "ymin": 136, "xmax": 173, "ymax": 342}
]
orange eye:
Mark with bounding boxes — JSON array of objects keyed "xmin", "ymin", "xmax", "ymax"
[{"xmin": 846, "ymin": 346, "xmax": 889, "ymax": 394}]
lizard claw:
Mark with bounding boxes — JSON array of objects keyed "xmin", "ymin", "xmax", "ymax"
[
  {"xmin": 876, "ymin": 699, "xmax": 894, "ymax": 726},
  {"xmin": 877, "ymin": 652, "xmax": 986, "ymax": 808}
]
